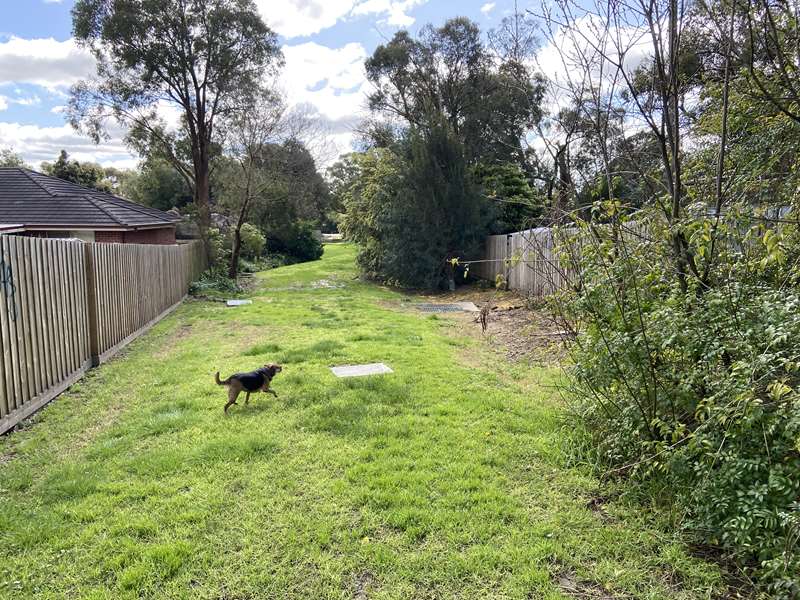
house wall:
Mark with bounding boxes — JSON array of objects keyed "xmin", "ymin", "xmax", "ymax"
[
  {"xmin": 70, "ymin": 230, "xmax": 96, "ymax": 242},
  {"xmin": 22, "ymin": 227, "xmax": 176, "ymax": 245},
  {"xmin": 94, "ymin": 231, "xmax": 124, "ymax": 244},
  {"xmin": 123, "ymin": 227, "xmax": 176, "ymax": 245}
]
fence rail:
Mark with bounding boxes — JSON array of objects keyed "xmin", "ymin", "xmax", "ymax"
[
  {"xmin": 0, "ymin": 236, "xmax": 206, "ymax": 434},
  {"xmin": 473, "ymin": 227, "xmax": 577, "ymax": 297}
]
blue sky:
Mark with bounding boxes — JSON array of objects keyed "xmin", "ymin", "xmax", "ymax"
[{"xmin": 0, "ymin": 0, "xmax": 517, "ymax": 170}]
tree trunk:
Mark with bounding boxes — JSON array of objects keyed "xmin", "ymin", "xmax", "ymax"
[
  {"xmin": 194, "ymin": 142, "xmax": 212, "ymax": 262},
  {"xmin": 554, "ymin": 144, "xmax": 572, "ymax": 221},
  {"xmin": 228, "ymin": 226, "xmax": 242, "ymax": 279},
  {"xmin": 228, "ymin": 169, "xmax": 252, "ymax": 280}
]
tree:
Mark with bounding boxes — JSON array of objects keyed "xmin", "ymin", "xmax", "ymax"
[
  {"xmin": 0, "ymin": 148, "xmax": 25, "ymax": 168},
  {"xmin": 327, "ymin": 152, "xmax": 361, "ymax": 223},
  {"xmin": 41, "ymin": 150, "xmax": 112, "ymax": 191},
  {"xmin": 120, "ymin": 158, "xmax": 193, "ymax": 210},
  {"xmin": 365, "ymin": 17, "xmax": 544, "ymax": 166},
  {"xmin": 217, "ymin": 88, "xmax": 286, "ymax": 278},
  {"xmin": 528, "ymin": 0, "xmax": 800, "ymax": 591},
  {"xmin": 473, "ymin": 162, "xmax": 544, "ymax": 233},
  {"xmin": 340, "ymin": 122, "xmax": 490, "ymax": 288},
  {"xmin": 69, "ymin": 0, "xmax": 283, "ymax": 258},
  {"xmin": 244, "ymin": 140, "xmax": 331, "ymax": 254},
  {"xmin": 237, "ymin": 222, "xmax": 265, "ymax": 259}
]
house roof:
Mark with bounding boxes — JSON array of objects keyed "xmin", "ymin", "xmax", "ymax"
[{"xmin": 0, "ymin": 167, "xmax": 180, "ymax": 230}]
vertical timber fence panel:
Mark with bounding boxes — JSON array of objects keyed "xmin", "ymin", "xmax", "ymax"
[
  {"xmin": 476, "ymin": 226, "xmax": 579, "ymax": 298},
  {"xmin": 0, "ymin": 236, "xmax": 206, "ymax": 434}
]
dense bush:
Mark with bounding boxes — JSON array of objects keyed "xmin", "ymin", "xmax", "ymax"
[
  {"xmin": 188, "ymin": 266, "xmax": 241, "ymax": 296},
  {"xmin": 207, "ymin": 227, "xmax": 229, "ymax": 265},
  {"xmin": 472, "ymin": 162, "xmax": 544, "ymax": 234},
  {"xmin": 554, "ymin": 207, "xmax": 800, "ymax": 595},
  {"xmin": 266, "ymin": 221, "xmax": 323, "ymax": 262},
  {"xmin": 238, "ymin": 223, "xmax": 266, "ymax": 259},
  {"xmin": 340, "ymin": 123, "xmax": 490, "ymax": 288}
]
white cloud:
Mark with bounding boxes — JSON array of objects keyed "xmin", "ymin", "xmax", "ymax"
[
  {"xmin": 0, "ymin": 121, "xmax": 135, "ymax": 168},
  {"xmin": 281, "ymin": 41, "xmax": 367, "ymax": 121},
  {"xmin": 534, "ymin": 15, "xmax": 652, "ymax": 114},
  {"xmin": 0, "ymin": 37, "xmax": 95, "ymax": 89},
  {"xmin": 0, "ymin": 29, "xmax": 374, "ymax": 169},
  {"xmin": 15, "ymin": 95, "xmax": 41, "ymax": 107},
  {"xmin": 0, "ymin": 92, "xmax": 43, "ymax": 111},
  {"xmin": 351, "ymin": 0, "xmax": 424, "ymax": 27},
  {"xmin": 257, "ymin": 0, "xmax": 426, "ymax": 38},
  {"xmin": 280, "ymin": 41, "xmax": 369, "ymax": 166},
  {"xmin": 480, "ymin": 2, "xmax": 496, "ymax": 15},
  {"xmin": 257, "ymin": 0, "xmax": 354, "ymax": 39}
]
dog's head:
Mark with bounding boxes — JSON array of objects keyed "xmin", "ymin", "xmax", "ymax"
[{"xmin": 263, "ymin": 363, "xmax": 282, "ymax": 377}]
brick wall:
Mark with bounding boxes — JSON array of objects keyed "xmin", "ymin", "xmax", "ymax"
[
  {"xmin": 123, "ymin": 227, "xmax": 176, "ymax": 245},
  {"xmin": 24, "ymin": 227, "xmax": 177, "ymax": 245},
  {"xmin": 94, "ymin": 231, "xmax": 124, "ymax": 244}
]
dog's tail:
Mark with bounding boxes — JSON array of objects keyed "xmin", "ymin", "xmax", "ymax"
[{"xmin": 215, "ymin": 372, "xmax": 231, "ymax": 386}]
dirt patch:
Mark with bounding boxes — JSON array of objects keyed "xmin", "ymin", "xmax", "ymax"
[
  {"xmin": 353, "ymin": 571, "xmax": 375, "ymax": 600},
  {"xmin": 388, "ymin": 285, "xmax": 569, "ymax": 365},
  {"xmin": 687, "ymin": 545, "xmax": 758, "ymax": 599},
  {"xmin": 471, "ymin": 304, "xmax": 569, "ymax": 364},
  {"xmin": 154, "ymin": 323, "xmax": 195, "ymax": 358},
  {"xmin": 0, "ymin": 448, "xmax": 17, "ymax": 465},
  {"xmin": 586, "ymin": 492, "xmax": 618, "ymax": 523},
  {"xmin": 555, "ymin": 567, "xmax": 622, "ymax": 599}
]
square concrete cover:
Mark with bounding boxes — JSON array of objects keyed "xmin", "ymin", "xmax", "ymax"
[
  {"xmin": 416, "ymin": 301, "xmax": 479, "ymax": 313},
  {"xmin": 331, "ymin": 363, "xmax": 394, "ymax": 377},
  {"xmin": 226, "ymin": 299, "xmax": 253, "ymax": 306}
]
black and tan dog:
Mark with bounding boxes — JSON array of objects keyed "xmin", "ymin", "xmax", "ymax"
[{"xmin": 215, "ymin": 364, "xmax": 282, "ymax": 413}]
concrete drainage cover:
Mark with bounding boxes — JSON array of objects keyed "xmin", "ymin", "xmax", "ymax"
[
  {"xmin": 416, "ymin": 302, "xmax": 479, "ymax": 313},
  {"xmin": 331, "ymin": 363, "xmax": 393, "ymax": 378},
  {"xmin": 226, "ymin": 299, "xmax": 253, "ymax": 307}
]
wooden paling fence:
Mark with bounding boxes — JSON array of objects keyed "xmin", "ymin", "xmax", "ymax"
[
  {"xmin": 0, "ymin": 235, "xmax": 206, "ymax": 434},
  {"xmin": 473, "ymin": 226, "xmax": 578, "ymax": 297}
]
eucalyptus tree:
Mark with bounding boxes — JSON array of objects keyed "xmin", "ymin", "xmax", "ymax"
[
  {"xmin": 365, "ymin": 17, "xmax": 544, "ymax": 166},
  {"xmin": 68, "ymin": 0, "xmax": 283, "ymax": 257}
]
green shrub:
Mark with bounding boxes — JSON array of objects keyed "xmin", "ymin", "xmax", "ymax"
[
  {"xmin": 189, "ymin": 266, "xmax": 241, "ymax": 296},
  {"xmin": 554, "ymin": 207, "xmax": 800, "ymax": 595},
  {"xmin": 207, "ymin": 227, "xmax": 229, "ymax": 266},
  {"xmin": 473, "ymin": 161, "xmax": 544, "ymax": 234},
  {"xmin": 339, "ymin": 122, "xmax": 490, "ymax": 288},
  {"xmin": 266, "ymin": 221, "xmax": 323, "ymax": 262},
  {"xmin": 238, "ymin": 223, "xmax": 266, "ymax": 259}
]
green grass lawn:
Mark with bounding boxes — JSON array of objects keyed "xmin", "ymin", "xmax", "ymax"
[{"xmin": 0, "ymin": 244, "xmax": 731, "ymax": 599}]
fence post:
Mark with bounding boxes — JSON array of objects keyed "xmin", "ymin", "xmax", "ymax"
[
  {"xmin": 83, "ymin": 243, "xmax": 100, "ymax": 367},
  {"xmin": 504, "ymin": 234, "xmax": 512, "ymax": 290}
]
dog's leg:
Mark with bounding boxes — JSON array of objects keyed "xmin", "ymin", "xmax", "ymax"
[
  {"xmin": 245, "ymin": 391, "xmax": 251, "ymax": 405},
  {"xmin": 224, "ymin": 388, "xmax": 240, "ymax": 413},
  {"xmin": 265, "ymin": 386, "xmax": 278, "ymax": 398}
]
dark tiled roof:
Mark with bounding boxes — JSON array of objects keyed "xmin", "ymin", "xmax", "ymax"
[{"xmin": 0, "ymin": 167, "xmax": 179, "ymax": 230}]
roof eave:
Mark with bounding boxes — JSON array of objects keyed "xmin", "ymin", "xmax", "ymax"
[{"xmin": 3, "ymin": 223, "xmax": 177, "ymax": 231}]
